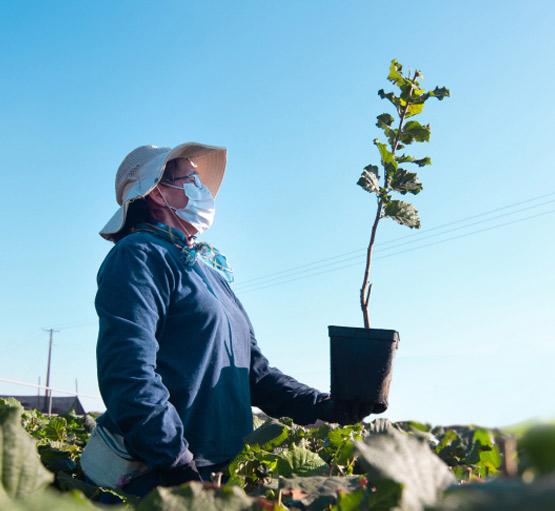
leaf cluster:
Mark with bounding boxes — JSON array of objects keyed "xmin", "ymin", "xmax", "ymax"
[
  {"xmin": 357, "ymin": 59, "xmax": 450, "ymax": 229},
  {"xmin": 4, "ymin": 398, "xmax": 555, "ymax": 511}
]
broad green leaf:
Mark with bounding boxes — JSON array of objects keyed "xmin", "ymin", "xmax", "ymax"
[
  {"xmin": 376, "ymin": 113, "xmax": 394, "ymax": 128},
  {"xmin": 138, "ymin": 481, "xmax": 256, "ymax": 511},
  {"xmin": 0, "ymin": 406, "xmax": 53, "ymax": 499},
  {"xmin": 0, "ymin": 488, "xmax": 112, "ymax": 510},
  {"xmin": 390, "ymin": 169, "xmax": 422, "ymax": 195},
  {"xmin": 366, "ymin": 478, "xmax": 404, "ymax": 511},
  {"xmin": 357, "ymin": 165, "xmax": 380, "ymax": 193},
  {"xmin": 403, "ymin": 421, "xmax": 432, "ymax": 433},
  {"xmin": 472, "ymin": 429, "xmax": 502, "ymax": 476},
  {"xmin": 374, "ymin": 140, "xmax": 397, "ymax": 174},
  {"xmin": 518, "ymin": 424, "xmax": 555, "ymax": 476},
  {"xmin": 38, "ymin": 448, "xmax": 77, "ymax": 475},
  {"xmin": 333, "ymin": 486, "xmax": 366, "ymax": 511},
  {"xmin": 383, "ymin": 200, "xmax": 421, "ymax": 228},
  {"xmin": 277, "ymin": 444, "xmax": 329, "ymax": 477},
  {"xmin": 400, "ymin": 120, "xmax": 431, "ymax": 144},
  {"xmin": 429, "ymin": 86, "xmax": 450, "ymax": 100},
  {"xmin": 0, "ymin": 399, "xmax": 24, "ymax": 411},
  {"xmin": 396, "ymin": 154, "xmax": 431, "ymax": 167},
  {"xmin": 387, "ymin": 60, "xmax": 407, "ymax": 88},
  {"xmin": 387, "ymin": 60, "xmax": 422, "ymax": 100},
  {"xmin": 406, "ymin": 102, "xmax": 425, "ymax": 118},
  {"xmin": 377, "ymin": 89, "xmax": 401, "ymax": 113},
  {"xmin": 279, "ymin": 475, "xmax": 361, "ymax": 511},
  {"xmin": 45, "ymin": 417, "xmax": 68, "ymax": 442},
  {"xmin": 429, "ymin": 476, "xmax": 555, "ymax": 511},
  {"xmin": 355, "ymin": 429, "xmax": 456, "ymax": 511},
  {"xmin": 243, "ymin": 419, "xmax": 289, "ymax": 450},
  {"xmin": 376, "ymin": 113, "xmax": 396, "ymax": 143}
]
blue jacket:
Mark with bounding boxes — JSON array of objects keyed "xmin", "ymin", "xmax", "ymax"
[{"xmin": 95, "ymin": 228, "xmax": 326, "ymax": 470}]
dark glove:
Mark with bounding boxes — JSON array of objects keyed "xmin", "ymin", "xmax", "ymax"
[
  {"xmin": 316, "ymin": 397, "xmax": 374, "ymax": 425},
  {"xmin": 158, "ymin": 460, "xmax": 202, "ymax": 487}
]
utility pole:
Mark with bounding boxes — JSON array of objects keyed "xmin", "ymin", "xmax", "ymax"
[{"xmin": 42, "ymin": 328, "xmax": 59, "ymax": 412}]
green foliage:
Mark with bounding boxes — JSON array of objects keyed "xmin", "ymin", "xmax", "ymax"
[
  {"xmin": 137, "ymin": 481, "xmax": 259, "ymax": 511},
  {"xmin": 428, "ymin": 476, "xmax": 555, "ymax": 511},
  {"xmin": 279, "ymin": 475, "xmax": 362, "ymax": 510},
  {"xmin": 433, "ymin": 425, "xmax": 505, "ymax": 481},
  {"xmin": 357, "ymin": 60, "xmax": 450, "ymax": 325},
  {"xmin": 357, "ymin": 165, "xmax": 380, "ymax": 194},
  {"xmin": 354, "ymin": 429, "xmax": 455, "ymax": 511},
  {"xmin": 518, "ymin": 424, "xmax": 555, "ymax": 477},
  {"xmin": 389, "ymin": 168, "xmax": 422, "ymax": 195},
  {"xmin": 3, "ymin": 399, "xmax": 555, "ymax": 511},
  {"xmin": 0, "ymin": 403, "xmax": 53, "ymax": 500},
  {"xmin": 383, "ymin": 200, "xmax": 421, "ymax": 228}
]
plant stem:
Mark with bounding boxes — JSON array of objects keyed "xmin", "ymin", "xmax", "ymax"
[
  {"xmin": 360, "ymin": 71, "xmax": 417, "ymax": 328},
  {"xmin": 360, "ymin": 199, "xmax": 382, "ymax": 328}
]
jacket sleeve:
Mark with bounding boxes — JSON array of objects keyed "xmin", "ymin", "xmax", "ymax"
[
  {"xmin": 249, "ymin": 341, "xmax": 329, "ymax": 425},
  {"xmin": 95, "ymin": 241, "xmax": 193, "ymax": 470},
  {"xmin": 225, "ymin": 288, "xmax": 328, "ymax": 425}
]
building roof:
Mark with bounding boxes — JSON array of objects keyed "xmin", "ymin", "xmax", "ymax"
[{"xmin": 0, "ymin": 395, "xmax": 86, "ymax": 415}]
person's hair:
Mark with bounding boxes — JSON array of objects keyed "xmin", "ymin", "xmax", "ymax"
[{"xmin": 110, "ymin": 198, "xmax": 155, "ymax": 243}]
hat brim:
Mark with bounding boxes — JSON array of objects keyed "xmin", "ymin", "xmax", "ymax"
[
  {"xmin": 99, "ymin": 202, "xmax": 129, "ymax": 241},
  {"xmin": 168, "ymin": 143, "xmax": 227, "ymax": 199}
]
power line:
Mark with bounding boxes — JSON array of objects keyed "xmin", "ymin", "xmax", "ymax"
[
  {"xmin": 235, "ymin": 207, "xmax": 555, "ymax": 294},
  {"xmin": 233, "ymin": 191, "xmax": 555, "ymax": 289},
  {"xmin": 0, "ymin": 377, "xmax": 102, "ymax": 400}
]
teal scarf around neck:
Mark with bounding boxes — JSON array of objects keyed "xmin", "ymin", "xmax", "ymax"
[{"xmin": 134, "ymin": 222, "xmax": 234, "ymax": 283}]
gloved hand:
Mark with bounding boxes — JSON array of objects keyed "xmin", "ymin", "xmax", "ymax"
[
  {"xmin": 158, "ymin": 460, "xmax": 203, "ymax": 487},
  {"xmin": 316, "ymin": 396, "xmax": 374, "ymax": 425}
]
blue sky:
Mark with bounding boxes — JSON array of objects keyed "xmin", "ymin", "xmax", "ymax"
[{"xmin": 1, "ymin": 0, "xmax": 554, "ymax": 427}]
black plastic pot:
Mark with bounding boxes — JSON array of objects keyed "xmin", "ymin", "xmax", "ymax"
[{"xmin": 329, "ymin": 325, "xmax": 399, "ymax": 414}]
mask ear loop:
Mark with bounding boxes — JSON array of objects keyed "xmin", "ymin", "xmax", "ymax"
[{"xmin": 155, "ymin": 185, "xmax": 197, "ymax": 243}]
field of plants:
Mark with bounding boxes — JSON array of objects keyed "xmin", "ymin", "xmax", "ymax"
[{"xmin": 1, "ymin": 397, "xmax": 554, "ymax": 510}]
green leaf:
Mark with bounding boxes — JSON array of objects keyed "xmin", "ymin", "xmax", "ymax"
[
  {"xmin": 138, "ymin": 481, "xmax": 256, "ymax": 511},
  {"xmin": 518, "ymin": 424, "xmax": 555, "ymax": 476},
  {"xmin": 38, "ymin": 448, "xmax": 77, "ymax": 475},
  {"xmin": 390, "ymin": 169, "xmax": 422, "ymax": 195},
  {"xmin": 376, "ymin": 113, "xmax": 396, "ymax": 144},
  {"xmin": 279, "ymin": 475, "xmax": 361, "ymax": 511},
  {"xmin": 376, "ymin": 113, "xmax": 394, "ymax": 128},
  {"xmin": 277, "ymin": 444, "xmax": 329, "ymax": 477},
  {"xmin": 45, "ymin": 417, "xmax": 68, "ymax": 443},
  {"xmin": 0, "ymin": 405, "xmax": 53, "ymax": 500},
  {"xmin": 1, "ymin": 488, "xmax": 113, "ymax": 510},
  {"xmin": 406, "ymin": 101, "xmax": 425, "ymax": 118},
  {"xmin": 383, "ymin": 200, "xmax": 420, "ymax": 228},
  {"xmin": 357, "ymin": 165, "xmax": 380, "ymax": 194},
  {"xmin": 355, "ymin": 429, "xmax": 456, "ymax": 511},
  {"xmin": 333, "ymin": 486, "xmax": 366, "ymax": 511},
  {"xmin": 0, "ymin": 399, "xmax": 23, "ymax": 411},
  {"xmin": 429, "ymin": 86, "xmax": 450, "ymax": 100},
  {"xmin": 396, "ymin": 154, "xmax": 431, "ymax": 167},
  {"xmin": 243, "ymin": 419, "xmax": 289, "ymax": 450},
  {"xmin": 377, "ymin": 89, "xmax": 401, "ymax": 113},
  {"xmin": 374, "ymin": 140, "xmax": 397, "ymax": 174},
  {"xmin": 387, "ymin": 60, "xmax": 422, "ymax": 100},
  {"xmin": 430, "ymin": 476, "xmax": 555, "ymax": 511},
  {"xmin": 366, "ymin": 478, "xmax": 404, "ymax": 511},
  {"xmin": 400, "ymin": 120, "xmax": 431, "ymax": 144}
]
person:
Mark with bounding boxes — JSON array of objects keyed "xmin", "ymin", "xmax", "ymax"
[{"xmin": 80, "ymin": 142, "xmax": 373, "ymax": 499}]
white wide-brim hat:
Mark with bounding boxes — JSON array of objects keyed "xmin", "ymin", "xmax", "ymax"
[{"xmin": 100, "ymin": 142, "xmax": 227, "ymax": 240}]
